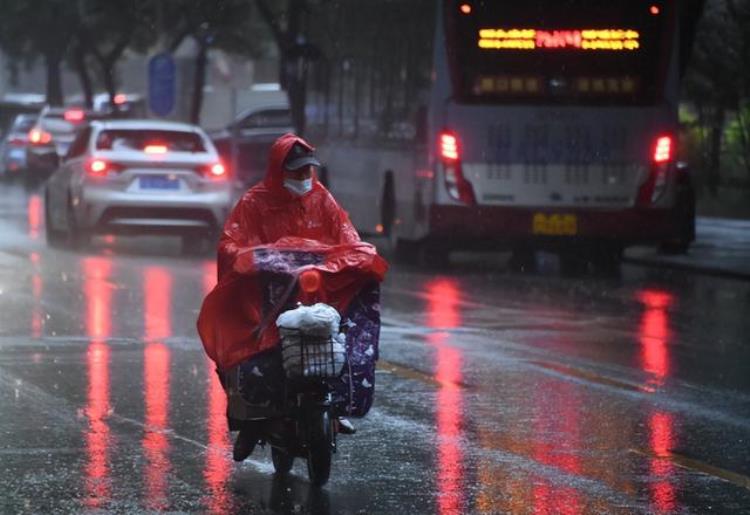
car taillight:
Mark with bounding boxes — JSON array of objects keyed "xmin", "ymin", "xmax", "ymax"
[
  {"xmin": 8, "ymin": 135, "xmax": 27, "ymax": 146},
  {"xmin": 438, "ymin": 130, "xmax": 475, "ymax": 204},
  {"xmin": 64, "ymin": 109, "xmax": 85, "ymax": 123},
  {"xmin": 638, "ymin": 134, "xmax": 674, "ymax": 205},
  {"xmin": 86, "ymin": 159, "xmax": 122, "ymax": 176},
  {"xmin": 28, "ymin": 129, "xmax": 52, "ymax": 145},
  {"xmin": 144, "ymin": 144, "xmax": 168, "ymax": 154},
  {"xmin": 197, "ymin": 162, "xmax": 227, "ymax": 179}
]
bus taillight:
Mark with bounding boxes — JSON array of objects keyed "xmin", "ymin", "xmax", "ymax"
[
  {"xmin": 438, "ymin": 130, "xmax": 476, "ymax": 205},
  {"xmin": 653, "ymin": 135, "xmax": 672, "ymax": 164},
  {"xmin": 440, "ymin": 133, "xmax": 460, "ymax": 161},
  {"xmin": 639, "ymin": 134, "xmax": 674, "ymax": 205}
]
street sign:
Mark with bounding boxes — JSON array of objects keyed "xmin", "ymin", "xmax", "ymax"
[{"xmin": 148, "ymin": 53, "xmax": 176, "ymax": 117}]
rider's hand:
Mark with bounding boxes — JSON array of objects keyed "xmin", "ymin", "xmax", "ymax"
[{"xmin": 233, "ymin": 249, "xmax": 255, "ymax": 274}]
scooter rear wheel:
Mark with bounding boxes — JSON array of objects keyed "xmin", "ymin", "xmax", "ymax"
[
  {"xmin": 306, "ymin": 409, "xmax": 333, "ymax": 487},
  {"xmin": 271, "ymin": 447, "xmax": 294, "ymax": 475}
]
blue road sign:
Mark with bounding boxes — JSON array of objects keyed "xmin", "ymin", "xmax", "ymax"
[{"xmin": 148, "ymin": 53, "xmax": 176, "ymax": 117}]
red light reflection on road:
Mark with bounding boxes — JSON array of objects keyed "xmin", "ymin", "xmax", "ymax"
[
  {"xmin": 425, "ymin": 278, "xmax": 465, "ymax": 514},
  {"xmin": 30, "ymin": 252, "xmax": 42, "ymax": 337},
  {"xmin": 143, "ymin": 267, "xmax": 173, "ymax": 510},
  {"xmin": 81, "ymin": 257, "xmax": 114, "ymax": 507},
  {"xmin": 85, "ymin": 342, "xmax": 111, "ymax": 506},
  {"xmin": 27, "ymin": 194, "xmax": 41, "ymax": 239},
  {"xmin": 204, "ymin": 358, "xmax": 231, "ymax": 513},
  {"xmin": 144, "ymin": 267, "xmax": 172, "ymax": 341},
  {"xmin": 649, "ymin": 412, "xmax": 676, "ymax": 512},
  {"xmin": 637, "ymin": 290, "xmax": 673, "ymax": 387},
  {"xmin": 532, "ymin": 381, "xmax": 582, "ymax": 514},
  {"xmin": 201, "ymin": 260, "xmax": 231, "ymax": 512},
  {"xmin": 84, "ymin": 257, "xmax": 113, "ymax": 340},
  {"xmin": 144, "ymin": 342, "xmax": 171, "ymax": 510}
]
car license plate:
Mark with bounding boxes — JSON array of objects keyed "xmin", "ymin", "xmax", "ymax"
[
  {"xmin": 532, "ymin": 213, "xmax": 578, "ymax": 236},
  {"xmin": 9, "ymin": 148, "xmax": 24, "ymax": 159},
  {"xmin": 139, "ymin": 176, "xmax": 179, "ymax": 190}
]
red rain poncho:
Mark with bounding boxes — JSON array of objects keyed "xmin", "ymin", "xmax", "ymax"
[{"xmin": 197, "ymin": 133, "xmax": 388, "ymax": 369}]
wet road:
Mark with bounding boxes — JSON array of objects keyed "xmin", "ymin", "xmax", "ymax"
[{"xmin": 1, "ymin": 184, "xmax": 749, "ymax": 514}]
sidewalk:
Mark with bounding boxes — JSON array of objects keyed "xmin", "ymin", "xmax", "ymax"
[{"xmin": 625, "ymin": 217, "xmax": 750, "ymax": 280}]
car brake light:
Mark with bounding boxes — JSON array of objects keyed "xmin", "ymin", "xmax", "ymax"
[
  {"xmin": 28, "ymin": 129, "xmax": 52, "ymax": 145},
  {"xmin": 64, "ymin": 109, "xmax": 85, "ymax": 123},
  {"xmin": 86, "ymin": 158, "xmax": 122, "ymax": 176},
  {"xmin": 198, "ymin": 162, "xmax": 227, "ymax": 178},
  {"xmin": 8, "ymin": 136, "xmax": 27, "ymax": 146},
  {"xmin": 438, "ymin": 130, "xmax": 475, "ymax": 204},
  {"xmin": 653, "ymin": 135, "xmax": 672, "ymax": 163},
  {"xmin": 209, "ymin": 163, "xmax": 226, "ymax": 176},
  {"xmin": 114, "ymin": 93, "xmax": 127, "ymax": 105},
  {"xmin": 144, "ymin": 144, "xmax": 168, "ymax": 154}
]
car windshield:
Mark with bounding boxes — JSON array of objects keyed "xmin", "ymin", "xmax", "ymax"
[{"xmin": 95, "ymin": 129, "xmax": 206, "ymax": 152}]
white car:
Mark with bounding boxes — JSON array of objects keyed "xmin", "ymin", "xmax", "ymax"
[{"xmin": 44, "ymin": 119, "xmax": 232, "ymax": 251}]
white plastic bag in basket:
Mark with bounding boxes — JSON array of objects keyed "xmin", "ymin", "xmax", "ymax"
[
  {"xmin": 277, "ymin": 303, "xmax": 346, "ymax": 376},
  {"xmin": 276, "ymin": 303, "xmax": 340, "ymax": 335}
]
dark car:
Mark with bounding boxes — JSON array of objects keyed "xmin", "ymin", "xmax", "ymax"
[
  {"xmin": 210, "ymin": 105, "xmax": 293, "ymax": 189},
  {"xmin": 0, "ymin": 113, "xmax": 38, "ymax": 180},
  {"xmin": 25, "ymin": 106, "xmax": 95, "ymax": 183}
]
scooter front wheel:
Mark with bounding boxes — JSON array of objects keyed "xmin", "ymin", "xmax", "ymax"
[
  {"xmin": 271, "ymin": 446, "xmax": 294, "ymax": 475},
  {"xmin": 306, "ymin": 408, "xmax": 333, "ymax": 486}
]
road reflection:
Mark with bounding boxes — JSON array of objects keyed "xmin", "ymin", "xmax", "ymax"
[
  {"xmin": 201, "ymin": 260, "xmax": 233, "ymax": 513},
  {"xmin": 82, "ymin": 257, "xmax": 113, "ymax": 507},
  {"xmin": 27, "ymin": 193, "xmax": 41, "ymax": 239},
  {"xmin": 30, "ymin": 252, "xmax": 42, "ymax": 337},
  {"xmin": 637, "ymin": 290, "xmax": 673, "ymax": 388},
  {"xmin": 143, "ymin": 267, "xmax": 172, "ymax": 510},
  {"xmin": 425, "ymin": 278, "xmax": 465, "ymax": 515},
  {"xmin": 637, "ymin": 289, "xmax": 678, "ymax": 512}
]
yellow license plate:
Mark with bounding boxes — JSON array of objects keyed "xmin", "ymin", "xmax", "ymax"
[{"xmin": 532, "ymin": 213, "xmax": 578, "ymax": 236}]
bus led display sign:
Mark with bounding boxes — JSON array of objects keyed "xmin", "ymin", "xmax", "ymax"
[{"xmin": 478, "ymin": 29, "xmax": 640, "ymax": 51}]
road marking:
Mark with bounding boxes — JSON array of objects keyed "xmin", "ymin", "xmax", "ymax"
[
  {"xmin": 629, "ymin": 448, "xmax": 750, "ymax": 491},
  {"xmin": 378, "ymin": 359, "xmax": 466, "ymax": 389},
  {"xmin": 529, "ymin": 360, "xmax": 654, "ymax": 393}
]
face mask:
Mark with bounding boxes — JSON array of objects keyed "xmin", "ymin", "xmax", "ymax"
[{"xmin": 284, "ymin": 178, "xmax": 313, "ymax": 196}]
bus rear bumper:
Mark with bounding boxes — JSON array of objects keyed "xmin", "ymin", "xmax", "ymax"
[{"xmin": 428, "ymin": 205, "xmax": 680, "ymax": 249}]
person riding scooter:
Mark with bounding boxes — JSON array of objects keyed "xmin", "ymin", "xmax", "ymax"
[{"xmin": 197, "ymin": 133, "xmax": 387, "ymax": 463}]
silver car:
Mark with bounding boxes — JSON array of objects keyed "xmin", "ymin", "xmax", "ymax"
[{"xmin": 44, "ymin": 119, "xmax": 232, "ymax": 251}]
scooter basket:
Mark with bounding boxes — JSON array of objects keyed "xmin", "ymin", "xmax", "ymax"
[{"xmin": 279, "ymin": 327, "xmax": 345, "ymax": 379}]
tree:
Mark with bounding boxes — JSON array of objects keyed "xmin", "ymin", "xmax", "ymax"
[
  {"xmin": 149, "ymin": 0, "xmax": 262, "ymax": 124},
  {"xmin": 255, "ymin": 0, "xmax": 320, "ymax": 135},
  {"xmin": 0, "ymin": 0, "xmax": 78, "ymax": 105}
]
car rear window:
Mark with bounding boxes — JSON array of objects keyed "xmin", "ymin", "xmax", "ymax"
[
  {"xmin": 41, "ymin": 116, "xmax": 76, "ymax": 135},
  {"xmin": 12, "ymin": 116, "xmax": 37, "ymax": 132},
  {"xmin": 95, "ymin": 129, "xmax": 206, "ymax": 152}
]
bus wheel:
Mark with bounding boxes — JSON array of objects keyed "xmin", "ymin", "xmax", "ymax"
[
  {"xmin": 559, "ymin": 251, "xmax": 588, "ymax": 276},
  {"xmin": 508, "ymin": 246, "xmax": 537, "ymax": 273},
  {"xmin": 660, "ymin": 183, "xmax": 695, "ymax": 255},
  {"xmin": 590, "ymin": 244, "xmax": 623, "ymax": 277},
  {"xmin": 418, "ymin": 241, "xmax": 450, "ymax": 268},
  {"xmin": 380, "ymin": 173, "xmax": 396, "ymax": 243}
]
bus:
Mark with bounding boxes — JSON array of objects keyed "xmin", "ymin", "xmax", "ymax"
[{"xmin": 306, "ymin": 0, "xmax": 703, "ymax": 268}]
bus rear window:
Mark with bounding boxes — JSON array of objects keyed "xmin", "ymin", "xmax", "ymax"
[
  {"xmin": 447, "ymin": 0, "xmax": 671, "ymax": 105},
  {"xmin": 96, "ymin": 130, "xmax": 206, "ymax": 152}
]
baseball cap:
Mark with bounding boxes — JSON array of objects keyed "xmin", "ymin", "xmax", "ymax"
[{"xmin": 283, "ymin": 143, "xmax": 321, "ymax": 171}]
